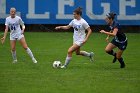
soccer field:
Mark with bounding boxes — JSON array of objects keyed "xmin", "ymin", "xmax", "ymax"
[{"xmin": 0, "ymin": 32, "xmax": 140, "ymax": 93}]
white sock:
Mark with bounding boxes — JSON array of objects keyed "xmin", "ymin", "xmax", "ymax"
[
  {"xmin": 64, "ymin": 56, "xmax": 72, "ymax": 67},
  {"xmin": 11, "ymin": 51, "xmax": 17, "ymax": 60},
  {"xmin": 26, "ymin": 47, "xmax": 35, "ymax": 59},
  {"xmin": 80, "ymin": 51, "xmax": 90, "ymax": 57}
]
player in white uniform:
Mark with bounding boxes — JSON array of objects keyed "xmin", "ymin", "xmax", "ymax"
[
  {"xmin": 55, "ymin": 7, "xmax": 94, "ymax": 68},
  {"xmin": 1, "ymin": 8, "xmax": 37, "ymax": 63}
]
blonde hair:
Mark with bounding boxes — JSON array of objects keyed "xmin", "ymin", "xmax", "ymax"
[{"xmin": 10, "ymin": 7, "xmax": 16, "ymax": 12}]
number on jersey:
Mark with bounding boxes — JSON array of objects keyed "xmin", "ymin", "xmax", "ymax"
[{"xmin": 10, "ymin": 25, "xmax": 16, "ymax": 30}]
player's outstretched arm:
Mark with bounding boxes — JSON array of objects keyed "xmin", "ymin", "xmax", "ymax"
[
  {"xmin": 100, "ymin": 28, "xmax": 118, "ymax": 37},
  {"xmin": 55, "ymin": 25, "xmax": 71, "ymax": 30},
  {"xmin": 105, "ymin": 35, "xmax": 110, "ymax": 43},
  {"xmin": 1, "ymin": 25, "xmax": 8, "ymax": 44}
]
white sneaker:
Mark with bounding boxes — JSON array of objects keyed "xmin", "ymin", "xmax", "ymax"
[
  {"xmin": 89, "ymin": 52, "xmax": 94, "ymax": 62},
  {"xmin": 32, "ymin": 58, "xmax": 37, "ymax": 63},
  {"xmin": 60, "ymin": 65, "xmax": 66, "ymax": 69},
  {"xmin": 12, "ymin": 60, "xmax": 17, "ymax": 63}
]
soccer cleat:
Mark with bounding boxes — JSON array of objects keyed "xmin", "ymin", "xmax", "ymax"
[
  {"xmin": 89, "ymin": 52, "xmax": 94, "ymax": 62},
  {"xmin": 112, "ymin": 56, "xmax": 117, "ymax": 63},
  {"xmin": 32, "ymin": 58, "xmax": 37, "ymax": 63},
  {"xmin": 120, "ymin": 62, "xmax": 125, "ymax": 68},
  {"xmin": 60, "ymin": 65, "xmax": 66, "ymax": 69},
  {"xmin": 12, "ymin": 59, "xmax": 17, "ymax": 63}
]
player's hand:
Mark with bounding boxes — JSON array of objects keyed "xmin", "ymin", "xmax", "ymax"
[
  {"xmin": 105, "ymin": 37, "xmax": 109, "ymax": 43},
  {"xmin": 1, "ymin": 37, "xmax": 5, "ymax": 44},
  {"xmin": 55, "ymin": 26, "xmax": 61, "ymax": 30},
  {"xmin": 100, "ymin": 30, "xmax": 106, "ymax": 33},
  {"xmin": 82, "ymin": 38, "xmax": 88, "ymax": 44}
]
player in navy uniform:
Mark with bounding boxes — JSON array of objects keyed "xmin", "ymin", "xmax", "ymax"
[{"xmin": 100, "ymin": 12, "xmax": 127, "ymax": 68}]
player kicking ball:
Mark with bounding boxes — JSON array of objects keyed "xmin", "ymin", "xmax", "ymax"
[
  {"xmin": 1, "ymin": 7, "xmax": 37, "ymax": 63},
  {"xmin": 55, "ymin": 7, "xmax": 94, "ymax": 68}
]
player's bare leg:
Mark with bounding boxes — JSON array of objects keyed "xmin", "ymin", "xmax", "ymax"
[
  {"xmin": 105, "ymin": 43, "xmax": 117, "ymax": 63},
  {"xmin": 75, "ymin": 48, "xmax": 94, "ymax": 62},
  {"xmin": 61, "ymin": 44, "xmax": 80, "ymax": 68},
  {"xmin": 19, "ymin": 37, "xmax": 37, "ymax": 63}
]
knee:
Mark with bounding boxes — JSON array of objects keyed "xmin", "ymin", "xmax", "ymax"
[
  {"xmin": 116, "ymin": 54, "xmax": 121, "ymax": 59},
  {"xmin": 22, "ymin": 45, "xmax": 28, "ymax": 50},
  {"xmin": 68, "ymin": 49, "xmax": 72, "ymax": 55},
  {"xmin": 76, "ymin": 52, "xmax": 80, "ymax": 55},
  {"xmin": 11, "ymin": 48, "xmax": 16, "ymax": 52},
  {"xmin": 105, "ymin": 48, "xmax": 110, "ymax": 53}
]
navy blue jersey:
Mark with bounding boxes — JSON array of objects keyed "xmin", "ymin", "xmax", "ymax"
[{"xmin": 109, "ymin": 21, "xmax": 127, "ymax": 42}]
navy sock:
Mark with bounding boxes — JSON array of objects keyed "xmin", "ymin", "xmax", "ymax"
[
  {"xmin": 118, "ymin": 57, "xmax": 125, "ymax": 68},
  {"xmin": 118, "ymin": 57, "xmax": 124, "ymax": 63}
]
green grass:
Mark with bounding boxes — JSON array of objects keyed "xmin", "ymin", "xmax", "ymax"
[{"xmin": 0, "ymin": 32, "xmax": 140, "ymax": 93}]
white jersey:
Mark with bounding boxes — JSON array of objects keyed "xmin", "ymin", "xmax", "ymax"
[
  {"xmin": 5, "ymin": 15, "xmax": 24, "ymax": 39},
  {"xmin": 69, "ymin": 18, "xmax": 90, "ymax": 41}
]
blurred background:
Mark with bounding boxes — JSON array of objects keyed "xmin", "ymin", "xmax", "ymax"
[{"xmin": 0, "ymin": 0, "xmax": 140, "ymax": 32}]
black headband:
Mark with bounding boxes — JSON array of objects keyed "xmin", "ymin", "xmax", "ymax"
[{"xmin": 106, "ymin": 13, "xmax": 111, "ymax": 18}]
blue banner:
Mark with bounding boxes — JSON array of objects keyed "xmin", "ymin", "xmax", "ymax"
[{"xmin": 0, "ymin": 0, "xmax": 140, "ymax": 25}]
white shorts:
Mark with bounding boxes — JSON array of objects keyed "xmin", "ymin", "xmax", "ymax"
[
  {"xmin": 73, "ymin": 39, "xmax": 84, "ymax": 46},
  {"xmin": 10, "ymin": 34, "xmax": 24, "ymax": 41}
]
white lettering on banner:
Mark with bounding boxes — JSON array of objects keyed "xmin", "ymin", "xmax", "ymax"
[
  {"xmin": 86, "ymin": 0, "xmax": 110, "ymax": 20},
  {"xmin": 0, "ymin": 0, "xmax": 9, "ymax": 18},
  {"xmin": 118, "ymin": 0, "xmax": 140, "ymax": 20},
  {"xmin": 26, "ymin": 0, "xmax": 50, "ymax": 19},
  {"xmin": 56, "ymin": 0, "xmax": 74, "ymax": 19},
  {"xmin": 0, "ymin": 0, "xmax": 139, "ymax": 21}
]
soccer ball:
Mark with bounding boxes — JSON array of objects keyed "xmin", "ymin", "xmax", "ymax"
[{"xmin": 53, "ymin": 61, "xmax": 62, "ymax": 68}]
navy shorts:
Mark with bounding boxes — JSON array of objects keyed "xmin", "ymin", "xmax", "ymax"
[{"xmin": 111, "ymin": 38, "xmax": 128, "ymax": 50}]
